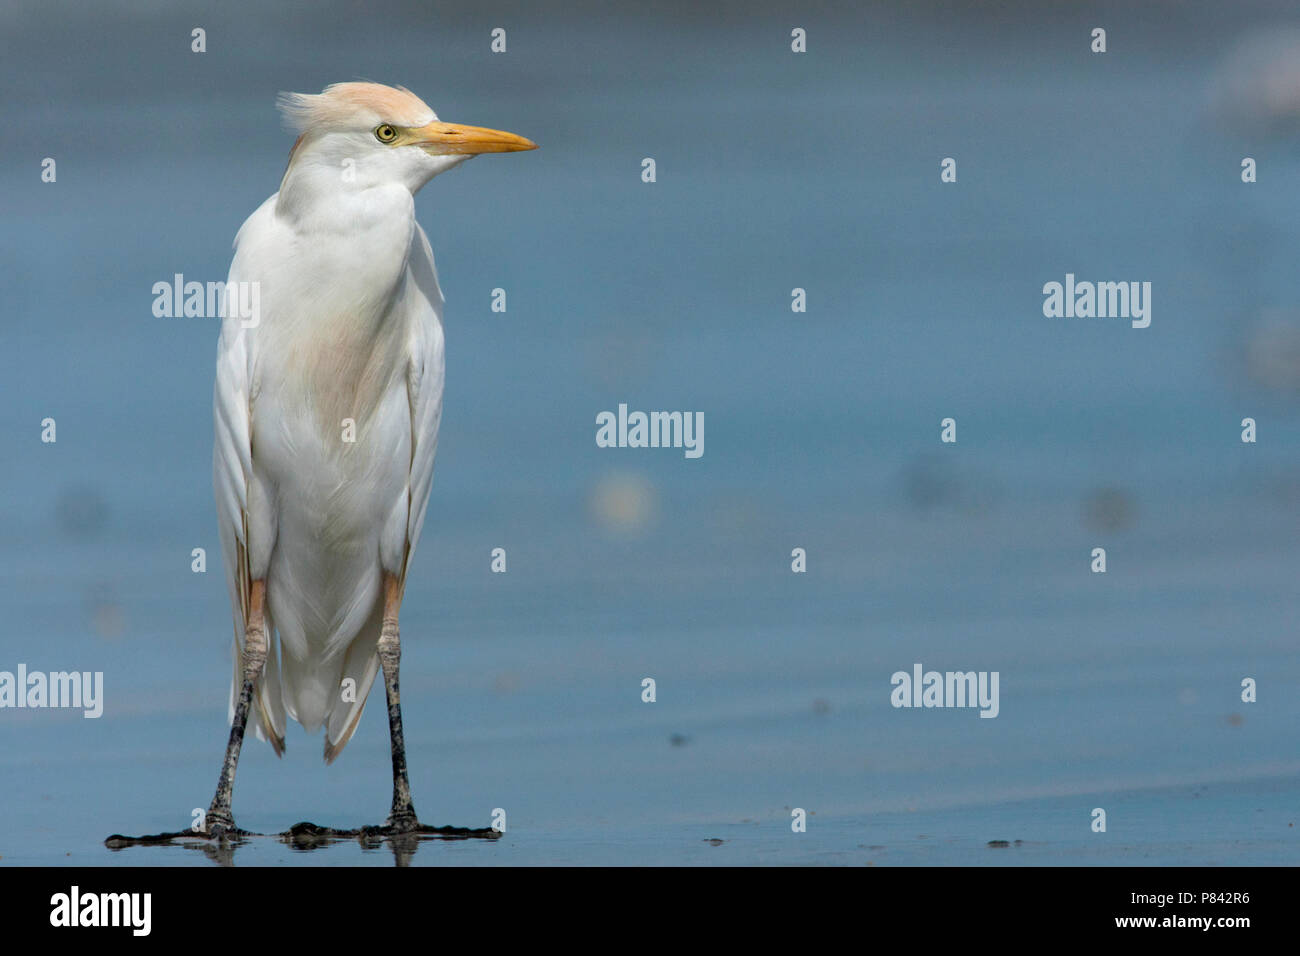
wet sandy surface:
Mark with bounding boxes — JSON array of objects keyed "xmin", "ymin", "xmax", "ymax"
[{"xmin": 2, "ymin": 3, "xmax": 1299, "ymax": 866}]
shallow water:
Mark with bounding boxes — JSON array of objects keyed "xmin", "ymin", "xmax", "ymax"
[{"xmin": 1, "ymin": 1, "xmax": 1298, "ymax": 866}]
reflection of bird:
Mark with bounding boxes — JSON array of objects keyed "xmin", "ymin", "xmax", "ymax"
[{"xmin": 207, "ymin": 83, "xmax": 535, "ymax": 837}]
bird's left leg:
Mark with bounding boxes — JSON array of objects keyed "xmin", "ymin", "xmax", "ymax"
[
  {"xmin": 379, "ymin": 572, "xmax": 418, "ymax": 831},
  {"xmin": 206, "ymin": 578, "xmax": 268, "ymax": 839}
]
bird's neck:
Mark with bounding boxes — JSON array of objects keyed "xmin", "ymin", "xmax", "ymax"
[
  {"xmin": 274, "ymin": 173, "xmax": 417, "ymax": 294},
  {"xmin": 277, "ymin": 163, "xmax": 416, "ymax": 235}
]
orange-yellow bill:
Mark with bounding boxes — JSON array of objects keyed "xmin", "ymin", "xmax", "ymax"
[{"xmin": 415, "ymin": 121, "xmax": 537, "ymax": 155}]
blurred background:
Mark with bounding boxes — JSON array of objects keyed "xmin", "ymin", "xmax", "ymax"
[{"xmin": 1, "ymin": 0, "xmax": 1298, "ymax": 865}]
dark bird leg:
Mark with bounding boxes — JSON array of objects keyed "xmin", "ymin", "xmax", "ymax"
[
  {"xmin": 206, "ymin": 579, "xmax": 267, "ymax": 839},
  {"xmin": 379, "ymin": 572, "xmax": 419, "ymax": 831}
]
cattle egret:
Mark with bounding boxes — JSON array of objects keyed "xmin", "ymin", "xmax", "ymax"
[{"xmin": 206, "ymin": 82, "xmax": 535, "ymax": 838}]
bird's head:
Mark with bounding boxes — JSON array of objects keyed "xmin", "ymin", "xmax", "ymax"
[{"xmin": 276, "ymin": 82, "xmax": 536, "ymax": 199}]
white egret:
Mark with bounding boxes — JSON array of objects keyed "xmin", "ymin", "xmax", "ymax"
[{"xmin": 207, "ymin": 82, "xmax": 535, "ymax": 837}]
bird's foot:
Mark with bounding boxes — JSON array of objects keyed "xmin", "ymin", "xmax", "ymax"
[
  {"xmin": 204, "ymin": 806, "xmax": 240, "ymax": 841},
  {"xmin": 385, "ymin": 805, "xmax": 420, "ymax": 833}
]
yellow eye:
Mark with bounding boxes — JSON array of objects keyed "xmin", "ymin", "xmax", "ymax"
[{"xmin": 374, "ymin": 124, "xmax": 398, "ymax": 143}]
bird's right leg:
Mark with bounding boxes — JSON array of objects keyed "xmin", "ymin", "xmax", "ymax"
[
  {"xmin": 206, "ymin": 579, "xmax": 267, "ymax": 839},
  {"xmin": 378, "ymin": 572, "xmax": 419, "ymax": 831}
]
